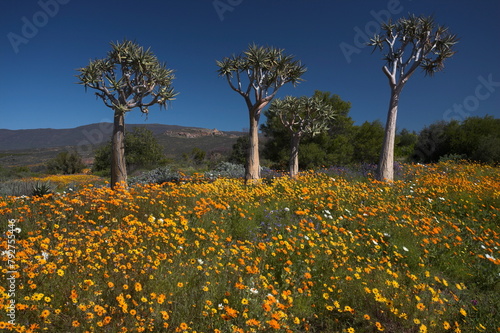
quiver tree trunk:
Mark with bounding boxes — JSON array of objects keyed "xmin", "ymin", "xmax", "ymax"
[
  {"xmin": 111, "ymin": 109, "xmax": 127, "ymax": 188},
  {"xmin": 377, "ymin": 88, "xmax": 401, "ymax": 181},
  {"xmin": 289, "ymin": 133, "xmax": 301, "ymax": 178},
  {"xmin": 245, "ymin": 111, "xmax": 261, "ymax": 183}
]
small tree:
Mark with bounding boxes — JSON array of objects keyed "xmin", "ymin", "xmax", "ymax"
[
  {"xmin": 262, "ymin": 91, "xmax": 353, "ymax": 169},
  {"xmin": 47, "ymin": 151, "xmax": 85, "ymax": 174},
  {"xmin": 369, "ymin": 15, "xmax": 458, "ymax": 181},
  {"xmin": 125, "ymin": 127, "xmax": 166, "ymax": 172},
  {"xmin": 190, "ymin": 147, "xmax": 207, "ymax": 166},
  {"xmin": 216, "ymin": 44, "xmax": 306, "ymax": 182},
  {"xmin": 267, "ymin": 96, "xmax": 335, "ymax": 178},
  {"xmin": 229, "ymin": 135, "xmax": 250, "ymax": 165},
  {"xmin": 77, "ymin": 40, "xmax": 177, "ymax": 188}
]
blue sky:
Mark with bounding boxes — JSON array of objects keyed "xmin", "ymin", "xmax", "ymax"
[{"xmin": 1, "ymin": 0, "xmax": 499, "ymax": 133}]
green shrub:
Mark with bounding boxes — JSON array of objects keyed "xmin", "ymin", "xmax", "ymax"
[
  {"xmin": 92, "ymin": 127, "xmax": 167, "ymax": 174},
  {"xmin": 47, "ymin": 151, "xmax": 85, "ymax": 174}
]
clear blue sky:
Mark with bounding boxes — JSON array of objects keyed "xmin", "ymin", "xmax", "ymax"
[{"xmin": 1, "ymin": 0, "xmax": 499, "ymax": 132}]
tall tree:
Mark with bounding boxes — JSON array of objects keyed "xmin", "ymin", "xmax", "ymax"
[
  {"xmin": 267, "ymin": 96, "xmax": 335, "ymax": 177},
  {"xmin": 76, "ymin": 40, "xmax": 177, "ymax": 188},
  {"xmin": 216, "ymin": 44, "xmax": 306, "ymax": 182},
  {"xmin": 369, "ymin": 15, "xmax": 458, "ymax": 181}
]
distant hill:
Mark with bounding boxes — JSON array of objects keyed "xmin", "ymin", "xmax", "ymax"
[
  {"xmin": 0, "ymin": 123, "xmax": 244, "ymax": 151},
  {"xmin": 0, "ymin": 123, "xmax": 247, "ymax": 168}
]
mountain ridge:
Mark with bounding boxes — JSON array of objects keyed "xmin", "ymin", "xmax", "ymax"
[{"xmin": 0, "ymin": 123, "xmax": 244, "ymax": 151}]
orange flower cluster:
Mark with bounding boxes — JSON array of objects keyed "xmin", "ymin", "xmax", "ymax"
[{"xmin": 0, "ymin": 162, "xmax": 498, "ymax": 332}]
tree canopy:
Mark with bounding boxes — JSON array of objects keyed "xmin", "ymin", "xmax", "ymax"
[{"xmin": 77, "ymin": 40, "xmax": 177, "ymax": 114}]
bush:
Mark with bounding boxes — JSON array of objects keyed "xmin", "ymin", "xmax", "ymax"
[
  {"xmin": 47, "ymin": 151, "xmax": 85, "ymax": 174},
  {"xmin": 92, "ymin": 127, "xmax": 167, "ymax": 175},
  {"xmin": 129, "ymin": 166, "xmax": 181, "ymax": 185},
  {"xmin": 205, "ymin": 162, "xmax": 245, "ymax": 179},
  {"xmin": 0, "ymin": 166, "xmax": 35, "ymax": 181}
]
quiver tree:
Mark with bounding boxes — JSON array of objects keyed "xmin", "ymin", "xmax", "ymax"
[
  {"xmin": 267, "ymin": 96, "xmax": 335, "ymax": 178},
  {"xmin": 369, "ymin": 15, "xmax": 458, "ymax": 181},
  {"xmin": 216, "ymin": 44, "xmax": 306, "ymax": 182},
  {"xmin": 76, "ymin": 40, "xmax": 177, "ymax": 188}
]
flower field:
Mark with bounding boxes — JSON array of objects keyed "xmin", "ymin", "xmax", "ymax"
[{"xmin": 1, "ymin": 162, "xmax": 499, "ymax": 332}]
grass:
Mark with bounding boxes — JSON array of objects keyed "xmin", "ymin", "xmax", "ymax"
[{"xmin": 0, "ymin": 161, "xmax": 499, "ymax": 332}]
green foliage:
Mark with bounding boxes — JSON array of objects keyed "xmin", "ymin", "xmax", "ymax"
[
  {"xmin": 125, "ymin": 127, "xmax": 167, "ymax": 171},
  {"xmin": 228, "ymin": 136, "xmax": 250, "ymax": 165},
  {"xmin": 92, "ymin": 143, "xmax": 112, "ymax": 175},
  {"xmin": 266, "ymin": 95, "xmax": 337, "ymax": 176},
  {"xmin": 184, "ymin": 147, "xmax": 207, "ymax": 166},
  {"xmin": 192, "ymin": 148, "xmax": 206, "ymax": 165},
  {"xmin": 352, "ymin": 120, "xmax": 385, "ymax": 164},
  {"xmin": 76, "ymin": 39, "xmax": 177, "ymax": 113},
  {"xmin": 395, "ymin": 128, "xmax": 418, "ymax": 159},
  {"xmin": 92, "ymin": 127, "xmax": 167, "ymax": 175},
  {"xmin": 412, "ymin": 120, "xmax": 452, "ymax": 163},
  {"xmin": 449, "ymin": 116, "xmax": 500, "ymax": 163},
  {"xmin": 0, "ymin": 165, "xmax": 34, "ymax": 181},
  {"xmin": 413, "ymin": 116, "xmax": 500, "ymax": 163},
  {"xmin": 46, "ymin": 151, "xmax": 85, "ymax": 175},
  {"xmin": 267, "ymin": 95, "xmax": 336, "ymax": 137},
  {"xmin": 262, "ymin": 91, "xmax": 353, "ymax": 169}
]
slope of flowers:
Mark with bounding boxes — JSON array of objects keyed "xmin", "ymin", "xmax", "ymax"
[
  {"xmin": 0, "ymin": 162, "xmax": 499, "ymax": 332},
  {"xmin": 29, "ymin": 174, "xmax": 104, "ymax": 191}
]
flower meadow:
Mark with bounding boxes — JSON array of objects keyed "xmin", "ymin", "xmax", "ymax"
[{"xmin": 1, "ymin": 162, "xmax": 499, "ymax": 332}]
